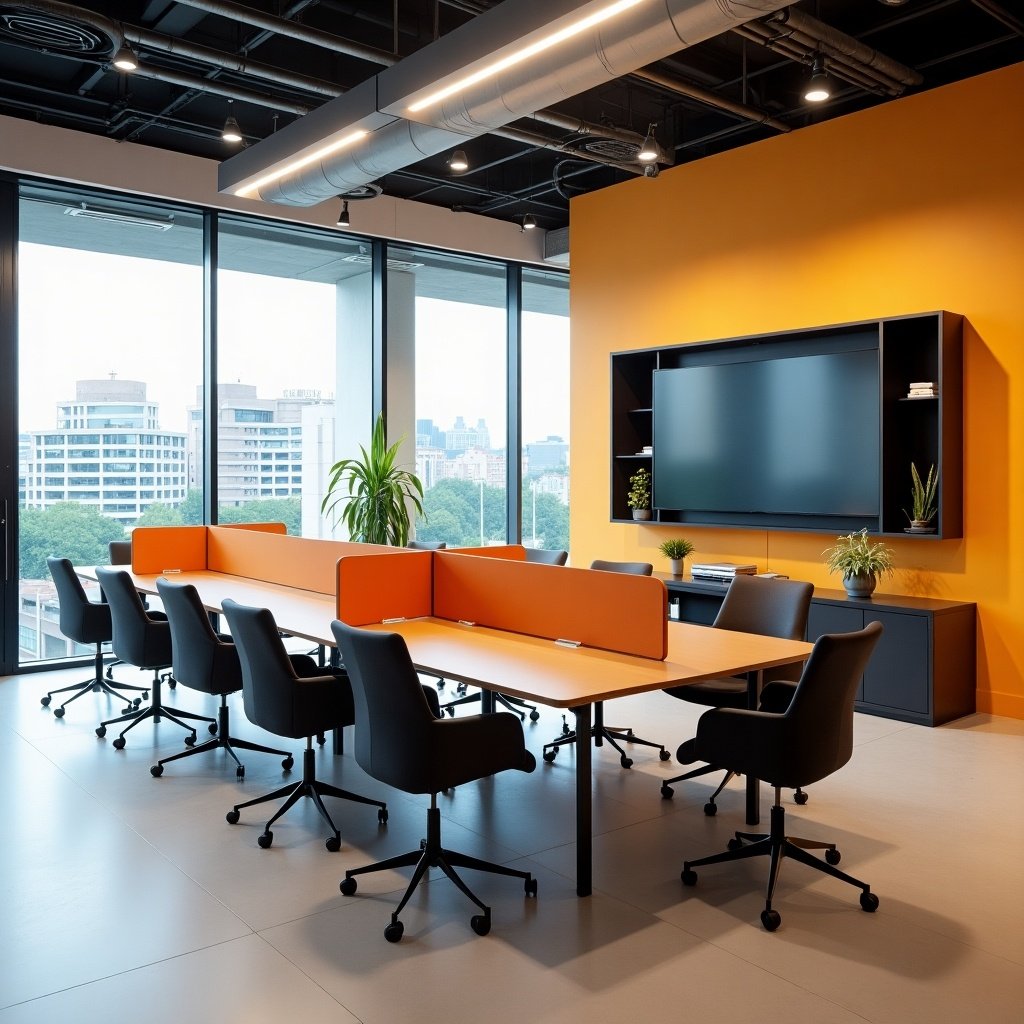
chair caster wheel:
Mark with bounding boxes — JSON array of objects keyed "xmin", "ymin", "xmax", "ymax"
[
  {"xmin": 325, "ymin": 834, "xmax": 341, "ymax": 853},
  {"xmin": 96, "ymin": 726, "xmax": 106, "ymax": 738},
  {"xmin": 681, "ymin": 868, "xmax": 697, "ymax": 886},
  {"xmin": 184, "ymin": 733, "xmax": 196, "ymax": 747},
  {"xmin": 141, "ymin": 691, "xmax": 149, "ymax": 700},
  {"xmin": 113, "ymin": 737, "xmax": 126, "ymax": 750},
  {"xmin": 620, "ymin": 756, "xmax": 633, "ymax": 769},
  {"xmin": 825, "ymin": 848, "xmax": 841, "ymax": 866},
  {"xmin": 378, "ymin": 807, "xmax": 388, "ymax": 825},
  {"xmin": 282, "ymin": 756, "xmax": 294, "ymax": 771},
  {"xmin": 727, "ymin": 837, "xmax": 743, "ymax": 851},
  {"xmin": 703, "ymin": 801, "xmax": 718, "ymax": 817},
  {"xmin": 860, "ymin": 891, "xmax": 879, "ymax": 913},
  {"xmin": 226, "ymin": 809, "xmax": 240, "ymax": 824},
  {"xmin": 122, "ymin": 705, "xmax": 133, "ymax": 714},
  {"xmin": 445, "ymin": 707, "xmax": 455, "ymax": 718},
  {"xmin": 525, "ymin": 877, "xmax": 538, "ymax": 897},
  {"xmin": 529, "ymin": 710, "xmax": 540, "ymax": 722},
  {"xmin": 208, "ymin": 723, "xmax": 218, "ymax": 734},
  {"xmin": 340, "ymin": 877, "xmax": 357, "ymax": 896},
  {"xmin": 150, "ymin": 764, "xmax": 163, "ymax": 778},
  {"xmin": 543, "ymin": 749, "xmax": 557, "ymax": 763},
  {"xmin": 168, "ymin": 679, "xmax": 176, "ymax": 690},
  {"xmin": 133, "ymin": 698, "xmax": 142, "ymax": 708},
  {"xmin": 659, "ymin": 749, "xmax": 671, "ymax": 761},
  {"xmin": 384, "ymin": 920, "xmax": 404, "ymax": 943},
  {"xmin": 470, "ymin": 913, "xmax": 491, "ymax": 936},
  {"xmin": 257, "ymin": 831, "xmax": 273, "ymax": 849},
  {"xmin": 41, "ymin": 695, "xmax": 51, "ymax": 707},
  {"xmin": 761, "ymin": 909, "xmax": 781, "ymax": 931},
  {"xmin": 54, "ymin": 707, "xmax": 65, "ymax": 719},
  {"xmin": 794, "ymin": 789, "xmax": 809, "ymax": 805},
  {"xmin": 236, "ymin": 766, "xmax": 245, "ymax": 779},
  {"xmin": 661, "ymin": 784, "xmax": 674, "ymax": 799}
]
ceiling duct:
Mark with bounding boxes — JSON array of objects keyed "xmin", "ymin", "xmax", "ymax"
[{"xmin": 220, "ymin": 0, "xmax": 793, "ymax": 206}]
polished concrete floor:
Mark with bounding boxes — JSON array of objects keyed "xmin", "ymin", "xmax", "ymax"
[{"xmin": 1, "ymin": 662, "xmax": 1022, "ymax": 1023}]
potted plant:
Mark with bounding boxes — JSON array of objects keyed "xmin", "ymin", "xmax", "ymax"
[
  {"xmin": 823, "ymin": 528, "xmax": 895, "ymax": 599},
  {"xmin": 659, "ymin": 537, "xmax": 694, "ymax": 576},
  {"xmin": 904, "ymin": 462, "xmax": 938, "ymax": 533},
  {"xmin": 321, "ymin": 412, "xmax": 424, "ymax": 545},
  {"xmin": 627, "ymin": 467, "xmax": 652, "ymax": 521}
]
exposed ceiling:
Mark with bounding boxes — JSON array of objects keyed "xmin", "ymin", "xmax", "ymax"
[{"xmin": 1, "ymin": 0, "xmax": 1021, "ymax": 231}]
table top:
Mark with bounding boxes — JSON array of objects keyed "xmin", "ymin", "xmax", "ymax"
[
  {"xmin": 81, "ymin": 566, "xmax": 812, "ymax": 709},
  {"xmin": 368, "ymin": 617, "xmax": 812, "ymax": 709}
]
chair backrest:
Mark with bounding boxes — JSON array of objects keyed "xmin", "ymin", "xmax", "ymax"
[
  {"xmin": 95, "ymin": 566, "xmax": 170, "ymax": 669},
  {"xmin": 157, "ymin": 578, "xmax": 241, "ymax": 696},
  {"xmin": 525, "ymin": 547, "xmax": 568, "ymax": 565},
  {"xmin": 713, "ymin": 575, "xmax": 812, "ymax": 640},
  {"xmin": 47, "ymin": 556, "xmax": 110, "ymax": 645},
  {"xmin": 108, "ymin": 540, "xmax": 132, "ymax": 565},
  {"xmin": 407, "ymin": 539, "xmax": 446, "ymax": 549},
  {"xmin": 590, "ymin": 558, "xmax": 653, "ymax": 576},
  {"xmin": 221, "ymin": 599, "xmax": 305, "ymax": 732},
  {"xmin": 331, "ymin": 620, "xmax": 447, "ymax": 792},
  {"xmin": 778, "ymin": 621, "xmax": 883, "ymax": 785}
]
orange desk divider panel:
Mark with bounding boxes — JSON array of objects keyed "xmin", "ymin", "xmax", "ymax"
[
  {"xmin": 447, "ymin": 545, "xmax": 526, "ymax": 560},
  {"xmin": 131, "ymin": 526, "xmax": 208, "ymax": 574},
  {"xmin": 208, "ymin": 527, "xmax": 340, "ymax": 594},
  {"xmin": 219, "ymin": 521, "xmax": 287, "ymax": 534},
  {"xmin": 433, "ymin": 552, "xmax": 667, "ymax": 660},
  {"xmin": 336, "ymin": 551, "xmax": 433, "ymax": 626}
]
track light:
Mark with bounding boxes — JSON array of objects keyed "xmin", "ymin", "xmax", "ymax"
[
  {"xmin": 637, "ymin": 125, "xmax": 659, "ymax": 164},
  {"xmin": 521, "ymin": 213, "xmax": 538, "ymax": 232},
  {"xmin": 112, "ymin": 45, "xmax": 138, "ymax": 72},
  {"xmin": 336, "ymin": 200, "xmax": 351, "ymax": 228},
  {"xmin": 448, "ymin": 149, "xmax": 469, "ymax": 172},
  {"xmin": 804, "ymin": 56, "xmax": 831, "ymax": 103}
]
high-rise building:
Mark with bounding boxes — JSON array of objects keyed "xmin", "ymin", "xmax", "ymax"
[{"xmin": 22, "ymin": 379, "xmax": 187, "ymax": 524}]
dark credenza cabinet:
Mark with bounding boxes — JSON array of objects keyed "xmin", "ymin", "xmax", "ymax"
[{"xmin": 660, "ymin": 575, "xmax": 976, "ymax": 726}]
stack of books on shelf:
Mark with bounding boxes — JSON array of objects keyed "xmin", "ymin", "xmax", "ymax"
[
  {"xmin": 690, "ymin": 562, "xmax": 757, "ymax": 582},
  {"xmin": 907, "ymin": 381, "xmax": 938, "ymax": 398}
]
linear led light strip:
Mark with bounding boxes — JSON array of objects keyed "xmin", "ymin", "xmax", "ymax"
[
  {"xmin": 407, "ymin": 0, "xmax": 646, "ymax": 113},
  {"xmin": 234, "ymin": 129, "xmax": 369, "ymax": 197}
]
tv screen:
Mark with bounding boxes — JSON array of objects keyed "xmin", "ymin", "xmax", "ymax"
[{"xmin": 653, "ymin": 348, "xmax": 880, "ymax": 517}]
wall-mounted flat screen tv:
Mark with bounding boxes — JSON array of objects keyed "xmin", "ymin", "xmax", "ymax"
[{"xmin": 653, "ymin": 347, "xmax": 880, "ymax": 518}]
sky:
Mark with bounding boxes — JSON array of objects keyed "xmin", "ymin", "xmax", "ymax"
[{"xmin": 18, "ymin": 243, "xmax": 569, "ymax": 449}]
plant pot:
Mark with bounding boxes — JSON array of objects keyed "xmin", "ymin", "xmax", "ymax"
[
  {"xmin": 632, "ymin": 509, "xmax": 652, "ymax": 521},
  {"xmin": 905, "ymin": 519, "xmax": 936, "ymax": 535},
  {"xmin": 669, "ymin": 558, "xmax": 683, "ymax": 576},
  {"xmin": 843, "ymin": 571, "xmax": 877, "ymax": 599}
]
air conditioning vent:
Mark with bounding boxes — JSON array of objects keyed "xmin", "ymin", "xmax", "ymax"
[
  {"xmin": 63, "ymin": 205, "xmax": 175, "ymax": 231},
  {"xmin": 339, "ymin": 254, "xmax": 425, "ymax": 271},
  {"xmin": 0, "ymin": 8, "xmax": 111, "ymax": 54}
]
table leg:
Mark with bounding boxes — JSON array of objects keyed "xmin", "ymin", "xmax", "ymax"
[
  {"xmin": 480, "ymin": 689, "xmax": 496, "ymax": 715},
  {"xmin": 745, "ymin": 669, "xmax": 761, "ymax": 826},
  {"xmin": 573, "ymin": 702, "xmax": 593, "ymax": 897}
]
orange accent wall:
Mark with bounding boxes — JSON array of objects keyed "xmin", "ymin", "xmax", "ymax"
[{"xmin": 569, "ymin": 64, "xmax": 1024, "ymax": 719}]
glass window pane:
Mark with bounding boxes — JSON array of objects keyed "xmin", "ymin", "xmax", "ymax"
[
  {"xmin": 388, "ymin": 247, "xmax": 508, "ymax": 548},
  {"xmin": 17, "ymin": 184, "xmax": 203, "ymax": 666},
  {"xmin": 522, "ymin": 269, "xmax": 570, "ymax": 554},
  {"xmin": 215, "ymin": 217, "xmax": 372, "ymax": 537}
]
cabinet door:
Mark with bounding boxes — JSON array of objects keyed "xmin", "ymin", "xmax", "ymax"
[
  {"xmin": 863, "ymin": 611, "xmax": 930, "ymax": 717},
  {"xmin": 807, "ymin": 604, "xmax": 866, "ymax": 701}
]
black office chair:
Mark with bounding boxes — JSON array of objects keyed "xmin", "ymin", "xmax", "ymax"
[
  {"xmin": 681, "ymin": 621, "xmax": 883, "ymax": 931},
  {"xmin": 94, "ymin": 567, "xmax": 217, "ymax": 749},
  {"xmin": 151, "ymin": 579, "xmax": 294, "ymax": 779},
  {"xmin": 221, "ymin": 599, "xmax": 387, "ymax": 852},
  {"xmin": 332, "ymin": 619, "xmax": 538, "ymax": 942},
  {"xmin": 524, "ymin": 547, "xmax": 568, "ymax": 565},
  {"xmin": 41, "ymin": 557, "xmax": 147, "ymax": 717},
  {"xmin": 661, "ymin": 575, "xmax": 814, "ymax": 813},
  {"xmin": 543, "ymin": 559, "xmax": 670, "ymax": 768}
]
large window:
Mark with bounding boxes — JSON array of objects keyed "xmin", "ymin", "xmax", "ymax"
[
  {"xmin": 522, "ymin": 269, "xmax": 570, "ymax": 553},
  {"xmin": 215, "ymin": 217, "xmax": 371, "ymax": 537},
  {"xmin": 17, "ymin": 184, "xmax": 203, "ymax": 665}
]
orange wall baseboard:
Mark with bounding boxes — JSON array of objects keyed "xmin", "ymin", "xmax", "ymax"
[{"xmin": 569, "ymin": 64, "xmax": 1024, "ymax": 719}]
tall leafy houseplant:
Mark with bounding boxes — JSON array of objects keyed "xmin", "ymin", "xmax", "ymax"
[
  {"xmin": 905, "ymin": 462, "xmax": 938, "ymax": 529},
  {"xmin": 627, "ymin": 467, "xmax": 652, "ymax": 521},
  {"xmin": 321, "ymin": 413, "xmax": 424, "ymax": 545}
]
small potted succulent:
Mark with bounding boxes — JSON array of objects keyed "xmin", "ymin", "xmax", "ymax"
[
  {"xmin": 658, "ymin": 537, "xmax": 694, "ymax": 576},
  {"xmin": 627, "ymin": 467, "xmax": 652, "ymax": 521},
  {"xmin": 823, "ymin": 528, "xmax": 895, "ymax": 598},
  {"xmin": 904, "ymin": 462, "xmax": 938, "ymax": 533}
]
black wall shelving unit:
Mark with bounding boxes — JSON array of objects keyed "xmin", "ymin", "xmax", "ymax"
[{"xmin": 610, "ymin": 311, "xmax": 963, "ymax": 537}]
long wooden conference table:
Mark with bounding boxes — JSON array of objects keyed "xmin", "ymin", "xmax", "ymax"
[{"xmin": 83, "ymin": 524, "xmax": 812, "ymax": 897}]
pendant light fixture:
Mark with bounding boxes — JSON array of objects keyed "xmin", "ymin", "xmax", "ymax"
[
  {"xmin": 521, "ymin": 213, "xmax": 538, "ymax": 232},
  {"xmin": 804, "ymin": 55, "xmax": 831, "ymax": 103},
  {"xmin": 222, "ymin": 101, "xmax": 243, "ymax": 144},
  {"xmin": 112, "ymin": 45, "xmax": 138, "ymax": 72},
  {"xmin": 336, "ymin": 200, "xmax": 351, "ymax": 228},
  {"xmin": 637, "ymin": 125, "xmax": 659, "ymax": 164},
  {"xmin": 448, "ymin": 149, "xmax": 469, "ymax": 173}
]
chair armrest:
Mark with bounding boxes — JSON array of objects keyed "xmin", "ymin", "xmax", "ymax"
[
  {"xmin": 758, "ymin": 680, "xmax": 799, "ymax": 714},
  {"xmin": 695, "ymin": 706, "xmax": 788, "ymax": 781}
]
